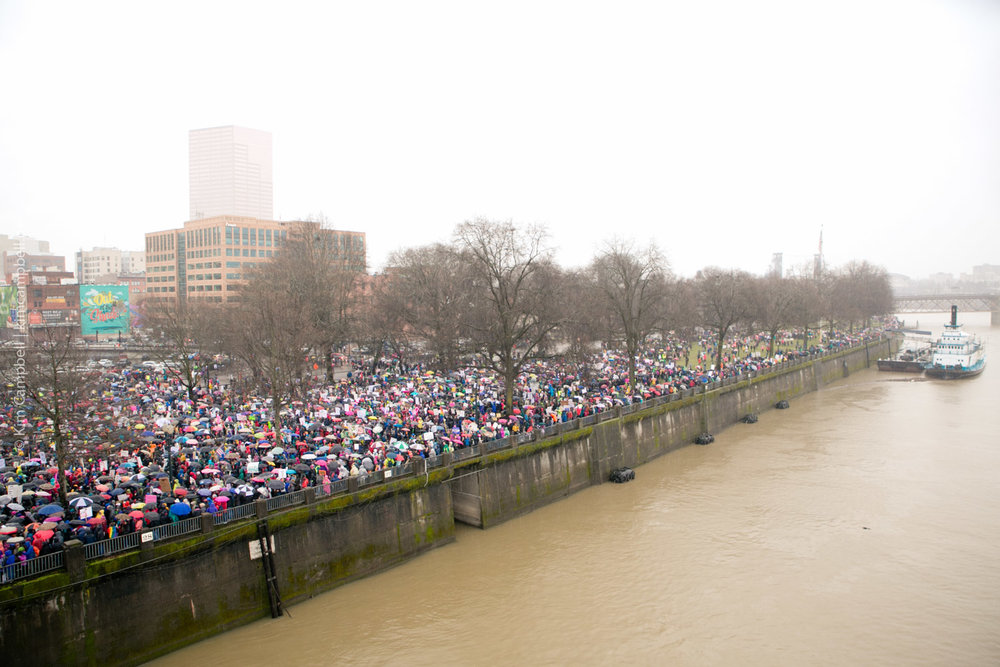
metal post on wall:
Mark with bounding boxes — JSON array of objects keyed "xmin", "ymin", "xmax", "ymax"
[{"xmin": 257, "ymin": 522, "xmax": 283, "ymax": 618}]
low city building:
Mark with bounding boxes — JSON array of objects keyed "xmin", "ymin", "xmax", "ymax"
[
  {"xmin": 145, "ymin": 216, "xmax": 366, "ymax": 304},
  {"xmin": 75, "ymin": 247, "xmax": 146, "ymax": 284}
]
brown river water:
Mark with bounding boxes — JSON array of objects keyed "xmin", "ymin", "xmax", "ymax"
[{"xmin": 149, "ymin": 313, "xmax": 1000, "ymax": 666}]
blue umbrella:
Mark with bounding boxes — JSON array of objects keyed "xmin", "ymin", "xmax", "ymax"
[
  {"xmin": 38, "ymin": 504, "xmax": 64, "ymax": 516},
  {"xmin": 169, "ymin": 502, "xmax": 192, "ymax": 516}
]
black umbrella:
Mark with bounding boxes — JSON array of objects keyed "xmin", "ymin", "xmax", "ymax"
[{"xmin": 266, "ymin": 480, "xmax": 284, "ymax": 490}]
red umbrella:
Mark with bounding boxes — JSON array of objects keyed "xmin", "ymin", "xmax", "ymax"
[
  {"xmin": 173, "ymin": 488, "xmax": 188, "ymax": 497},
  {"xmin": 33, "ymin": 529, "xmax": 55, "ymax": 545},
  {"xmin": 128, "ymin": 510, "xmax": 144, "ymax": 520}
]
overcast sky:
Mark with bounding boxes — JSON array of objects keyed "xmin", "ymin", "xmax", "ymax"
[{"xmin": 1, "ymin": 0, "xmax": 997, "ymax": 279}]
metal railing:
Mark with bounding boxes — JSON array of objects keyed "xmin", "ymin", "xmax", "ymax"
[
  {"xmin": 212, "ymin": 503, "xmax": 257, "ymax": 526},
  {"xmin": 452, "ymin": 444, "xmax": 481, "ymax": 461},
  {"xmin": 1, "ymin": 550, "xmax": 64, "ymax": 582},
  {"xmin": 151, "ymin": 517, "xmax": 201, "ymax": 540},
  {"xmin": 265, "ymin": 490, "xmax": 306, "ymax": 512},
  {"xmin": 84, "ymin": 531, "xmax": 141, "ymax": 561},
  {"xmin": 356, "ymin": 471, "xmax": 379, "ymax": 488}
]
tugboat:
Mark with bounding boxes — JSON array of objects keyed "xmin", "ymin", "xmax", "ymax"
[
  {"xmin": 877, "ymin": 330, "xmax": 932, "ymax": 372},
  {"xmin": 924, "ymin": 306, "xmax": 987, "ymax": 380}
]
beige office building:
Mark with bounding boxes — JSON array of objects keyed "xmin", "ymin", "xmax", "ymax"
[
  {"xmin": 145, "ymin": 216, "xmax": 366, "ymax": 304},
  {"xmin": 189, "ymin": 126, "xmax": 273, "ymax": 221},
  {"xmin": 75, "ymin": 247, "xmax": 145, "ymax": 284}
]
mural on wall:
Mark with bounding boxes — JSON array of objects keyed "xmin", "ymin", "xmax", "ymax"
[
  {"xmin": 0, "ymin": 286, "xmax": 17, "ymax": 328},
  {"xmin": 80, "ymin": 285, "xmax": 130, "ymax": 335}
]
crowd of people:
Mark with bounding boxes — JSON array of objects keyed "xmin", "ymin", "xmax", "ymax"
[{"xmin": 1, "ymin": 323, "xmax": 891, "ymax": 577}]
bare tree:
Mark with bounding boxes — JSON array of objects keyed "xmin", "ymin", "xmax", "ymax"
[
  {"xmin": 384, "ymin": 243, "xmax": 470, "ymax": 370},
  {"xmin": 139, "ymin": 299, "xmax": 220, "ymax": 399},
  {"xmin": 695, "ymin": 267, "xmax": 754, "ymax": 373},
  {"xmin": 660, "ymin": 277, "xmax": 700, "ymax": 341},
  {"xmin": 234, "ymin": 257, "xmax": 316, "ymax": 427},
  {"xmin": 352, "ymin": 272, "xmax": 411, "ymax": 374},
  {"xmin": 590, "ymin": 240, "xmax": 670, "ymax": 394},
  {"xmin": 749, "ymin": 274, "xmax": 797, "ymax": 356},
  {"xmin": 834, "ymin": 260, "xmax": 894, "ymax": 330},
  {"xmin": 454, "ymin": 219, "xmax": 565, "ymax": 415},
  {"xmin": 0, "ymin": 327, "xmax": 104, "ymax": 508},
  {"xmin": 785, "ymin": 272, "xmax": 823, "ymax": 352},
  {"xmin": 280, "ymin": 220, "xmax": 364, "ymax": 382},
  {"xmin": 558, "ymin": 268, "xmax": 604, "ymax": 381}
]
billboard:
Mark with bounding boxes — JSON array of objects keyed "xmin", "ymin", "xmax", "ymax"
[
  {"xmin": 80, "ymin": 285, "xmax": 130, "ymax": 335},
  {"xmin": 0, "ymin": 286, "xmax": 17, "ymax": 328}
]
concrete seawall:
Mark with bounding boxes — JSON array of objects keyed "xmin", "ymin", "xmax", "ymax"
[
  {"xmin": 0, "ymin": 338, "xmax": 891, "ymax": 666},
  {"xmin": 463, "ymin": 339, "xmax": 886, "ymax": 528}
]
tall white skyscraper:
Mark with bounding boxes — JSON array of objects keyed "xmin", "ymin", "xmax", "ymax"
[{"xmin": 189, "ymin": 126, "xmax": 273, "ymax": 221}]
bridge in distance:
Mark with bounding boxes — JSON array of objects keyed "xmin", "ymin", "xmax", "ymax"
[{"xmin": 894, "ymin": 293, "xmax": 999, "ymax": 325}]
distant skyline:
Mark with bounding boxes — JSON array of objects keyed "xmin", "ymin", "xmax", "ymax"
[{"xmin": 1, "ymin": 0, "xmax": 998, "ymax": 280}]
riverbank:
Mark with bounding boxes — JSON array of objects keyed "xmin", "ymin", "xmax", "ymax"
[{"xmin": 0, "ymin": 338, "xmax": 892, "ymax": 666}]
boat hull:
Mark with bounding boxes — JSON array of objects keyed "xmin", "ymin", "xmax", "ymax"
[
  {"xmin": 877, "ymin": 359, "xmax": 926, "ymax": 372},
  {"xmin": 924, "ymin": 364, "xmax": 986, "ymax": 380}
]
